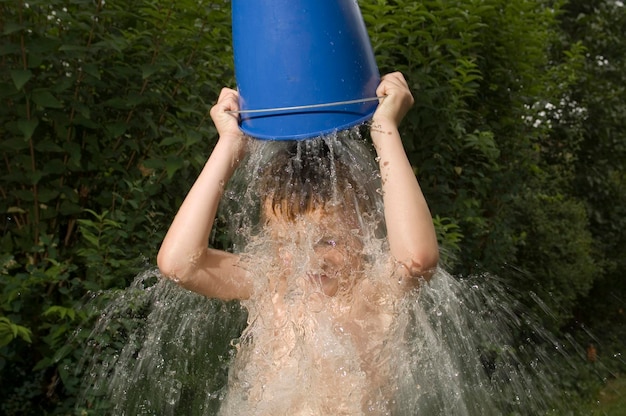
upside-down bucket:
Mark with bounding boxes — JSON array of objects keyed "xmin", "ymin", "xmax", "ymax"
[{"xmin": 232, "ymin": 0, "xmax": 380, "ymax": 141}]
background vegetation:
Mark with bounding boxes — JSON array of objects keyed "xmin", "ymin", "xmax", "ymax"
[{"xmin": 1, "ymin": 0, "xmax": 624, "ymax": 414}]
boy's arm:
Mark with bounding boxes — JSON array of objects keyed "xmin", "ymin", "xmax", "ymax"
[
  {"xmin": 157, "ymin": 88, "xmax": 253, "ymax": 300},
  {"xmin": 371, "ymin": 73, "xmax": 439, "ymax": 284}
]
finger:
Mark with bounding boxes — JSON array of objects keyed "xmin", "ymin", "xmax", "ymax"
[
  {"xmin": 214, "ymin": 89, "xmax": 240, "ymax": 114},
  {"xmin": 222, "ymin": 96, "xmax": 240, "ymax": 114},
  {"xmin": 376, "ymin": 81, "xmax": 388, "ymax": 100},
  {"xmin": 382, "ymin": 72, "xmax": 409, "ymax": 89},
  {"xmin": 218, "ymin": 87, "xmax": 238, "ymax": 100}
]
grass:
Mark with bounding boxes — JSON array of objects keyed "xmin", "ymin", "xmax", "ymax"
[{"xmin": 581, "ymin": 376, "xmax": 626, "ymax": 416}]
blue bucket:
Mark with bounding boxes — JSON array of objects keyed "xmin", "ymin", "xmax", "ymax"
[{"xmin": 232, "ymin": 0, "xmax": 380, "ymax": 141}]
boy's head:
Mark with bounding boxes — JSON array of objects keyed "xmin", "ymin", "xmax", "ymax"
[
  {"xmin": 256, "ymin": 138, "xmax": 371, "ymax": 296},
  {"xmin": 258, "ymin": 137, "xmax": 371, "ymax": 226},
  {"xmin": 226, "ymin": 134, "xmax": 384, "ymax": 296},
  {"xmin": 222, "ymin": 133, "xmax": 384, "ymax": 254}
]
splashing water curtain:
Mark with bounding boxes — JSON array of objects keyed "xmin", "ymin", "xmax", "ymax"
[{"xmin": 76, "ymin": 136, "xmax": 576, "ymax": 416}]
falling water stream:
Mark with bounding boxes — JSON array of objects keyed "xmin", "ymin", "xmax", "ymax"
[{"xmin": 77, "ymin": 129, "xmax": 575, "ymax": 415}]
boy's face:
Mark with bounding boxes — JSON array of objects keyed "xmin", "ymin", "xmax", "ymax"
[{"xmin": 267, "ymin": 206, "xmax": 364, "ymax": 297}]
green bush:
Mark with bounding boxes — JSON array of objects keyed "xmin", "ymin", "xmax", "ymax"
[
  {"xmin": 362, "ymin": 0, "xmax": 592, "ymax": 292},
  {"xmin": 512, "ymin": 191, "xmax": 597, "ymax": 327},
  {"xmin": 0, "ymin": 0, "xmax": 621, "ymax": 413},
  {"xmin": 0, "ymin": 0, "xmax": 233, "ymax": 412},
  {"xmin": 559, "ymin": 0, "xmax": 626, "ymax": 377}
]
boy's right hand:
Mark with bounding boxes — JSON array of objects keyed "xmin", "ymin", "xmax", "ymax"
[
  {"xmin": 210, "ymin": 88, "xmax": 244, "ymax": 141},
  {"xmin": 373, "ymin": 72, "xmax": 414, "ymax": 128}
]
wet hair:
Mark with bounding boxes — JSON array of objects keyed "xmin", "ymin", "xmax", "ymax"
[
  {"xmin": 221, "ymin": 131, "xmax": 385, "ymax": 249},
  {"xmin": 257, "ymin": 135, "xmax": 377, "ymax": 225}
]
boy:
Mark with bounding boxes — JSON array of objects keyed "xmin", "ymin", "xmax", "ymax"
[{"xmin": 158, "ymin": 72, "xmax": 439, "ymax": 414}]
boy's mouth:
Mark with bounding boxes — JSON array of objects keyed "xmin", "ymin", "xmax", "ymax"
[
  {"xmin": 307, "ymin": 272, "xmax": 331, "ymax": 283},
  {"xmin": 306, "ymin": 271, "xmax": 340, "ymax": 297}
]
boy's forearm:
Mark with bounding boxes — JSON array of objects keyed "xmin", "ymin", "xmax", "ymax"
[
  {"xmin": 371, "ymin": 120, "xmax": 439, "ymax": 276},
  {"xmin": 157, "ymin": 137, "xmax": 244, "ymax": 280}
]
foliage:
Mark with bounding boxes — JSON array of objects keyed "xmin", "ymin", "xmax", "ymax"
[
  {"xmin": 580, "ymin": 376, "xmax": 626, "ymax": 416},
  {"xmin": 558, "ymin": 0, "xmax": 626, "ymax": 378},
  {"xmin": 511, "ymin": 191, "xmax": 596, "ymax": 327},
  {"xmin": 0, "ymin": 0, "xmax": 623, "ymax": 413},
  {"xmin": 361, "ymin": 0, "xmax": 597, "ymax": 325},
  {"xmin": 0, "ymin": 0, "xmax": 233, "ymax": 413},
  {"xmin": 0, "ymin": 315, "xmax": 32, "ymax": 347}
]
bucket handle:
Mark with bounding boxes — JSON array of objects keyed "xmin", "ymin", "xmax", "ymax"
[{"xmin": 226, "ymin": 96, "xmax": 386, "ymax": 115}]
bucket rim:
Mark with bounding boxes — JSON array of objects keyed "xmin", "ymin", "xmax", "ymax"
[{"xmin": 239, "ymin": 108, "xmax": 376, "ymax": 141}]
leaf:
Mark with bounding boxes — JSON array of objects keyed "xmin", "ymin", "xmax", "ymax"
[
  {"xmin": 3, "ymin": 22, "xmax": 24, "ymax": 35},
  {"xmin": 78, "ymin": 230, "xmax": 100, "ymax": 248},
  {"xmin": 38, "ymin": 188, "xmax": 60, "ymax": 203},
  {"xmin": 159, "ymin": 136, "xmax": 184, "ymax": 147},
  {"xmin": 17, "ymin": 118, "xmax": 39, "ymax": 139},
  {"xmin": 7, "ymin": 207, "xmax": 27, "ymax": 214},
  {"xmin": 142, "ymin": 158, "xmax": 166, "ymax": 170},
  {"xmin": 35, "ymin": 139, "xmax": 64, "ymax": 153},
  {"xmin": 0, "ymin": 137, "xmax": 30, "ymax": 151},
  {"xmin": 43, "ymin": 306, "xmax": 76, "ymax": 321},
  {"xmin": 32, "ymin": 90, "xmax": 64, "ymax": 109},
  {"xmin": 0, "ymin": 333, "xmax": 14, "ymax": 348},
  {"xmin": 127, "ymin": 91, "xmax": 146, "ymax": 106},
  {"xmin": 0, "ymin": 43, "xmax": 20, "ymax": 57},
  {"xmin": 17, "ymin": 325, "xmax": 32, "ymax": 343},
  {"xmin": 33, "ymin": 357, "xmax": 53, "ymax": 371},
  {"xmin": 186, "ymin": 130, "xmax": 203, "ymax": 147},
  {"xmin": 42, "ymin": 159, "xmax": 67, "ymax": 175},
  {"xmin": 58, "ymin": 44, "xmax": 89, "ymax": 52},
  {"xmin": 59, "ymin": 200, "xmax": 82, "ymax": 215},
  {"xmin": 165, "ymin": 156, "xmax": 184, "ymax": 179},
  {"xmin": 103, "ymin": 97, "xmax": 130, "ymax": 110},
  {"xmin": 52, "ymin": 343, "xmax": 74, "ymax": 363},
  {"xmin": 141, "ymin": 64, "xmax": 160, "ymax": 79},
  {"xmin": 11, "ymin": 189, "xmax": 35, "ymax": 202},
  {"xmin": 74, "ymin": 114, "xmax": 99, "ymax": 128},
  {"xmin": 82, "ymin": 63, "xmax": 101, "ymax": 80},
  {"xmin": 28, "ymin": 170, "xmax": 43, "ymax": 185},
  {"xmin": 106, "ymin": 122, "xmax": 128, "ymax": 138},
  {"xmin": 0, "ymin": 317, "xmax": 32, "ymax": 347},
  {"xmin": 10, "ymin": 69, "xmax": 33, "ymax": 91}
]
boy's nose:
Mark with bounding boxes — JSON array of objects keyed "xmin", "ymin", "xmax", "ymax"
[
  {"xmin": 278, "ymin": 247, "xmax": 293, "ymax": 265},
  {"xmin": 323, "ymin": 249, "xmax": 345, "ymax": 265}
]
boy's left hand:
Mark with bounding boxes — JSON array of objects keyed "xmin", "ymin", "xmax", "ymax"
[
  {"xmin": 373, "ymin": 72, "xmax": 414, "ymax": 127},
  {"xmin": 210, "ymin": 88, "xmax": 244, "ymax": 141}
]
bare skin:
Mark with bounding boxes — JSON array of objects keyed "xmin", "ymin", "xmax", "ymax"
[
  {"xmin": 157, "ymin": 72, "xmax": 439, "ymax": 300},
  {"xmin": 157, "ymin": 72, "xmax": 440, "ymax": 414}
]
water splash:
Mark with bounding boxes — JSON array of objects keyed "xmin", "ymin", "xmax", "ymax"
[
  {"xmin": 77, "ymin": 269, "xmax": 247, "ymax": 415},
  {"xmin": 77, "ymin": 129, "xmax": 573, "ymax": 415}
]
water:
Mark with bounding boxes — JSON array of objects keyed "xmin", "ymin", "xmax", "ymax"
[
  {"xmin": 77, "ymin": 270, "xmax": 246, "ymax": 415},
  {"xmin": 77, "ymin": 130, "xmax": 572, "ymax": 415}
]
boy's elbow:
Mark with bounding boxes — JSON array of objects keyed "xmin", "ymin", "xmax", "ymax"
[
  {"xmin": 424, "ymin": 248, "xmax": 440, "ymax": 271},
  {"xmin": 157, "ymin": 252, "xmax": 177, "ymax": 282},
  {"xmin": 405, "ymin": 248, "xmax": 440, "ymax": 281},
  {"xmin": 157, "ymin": 248, "xmax": 191, "ymax": 285}
]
